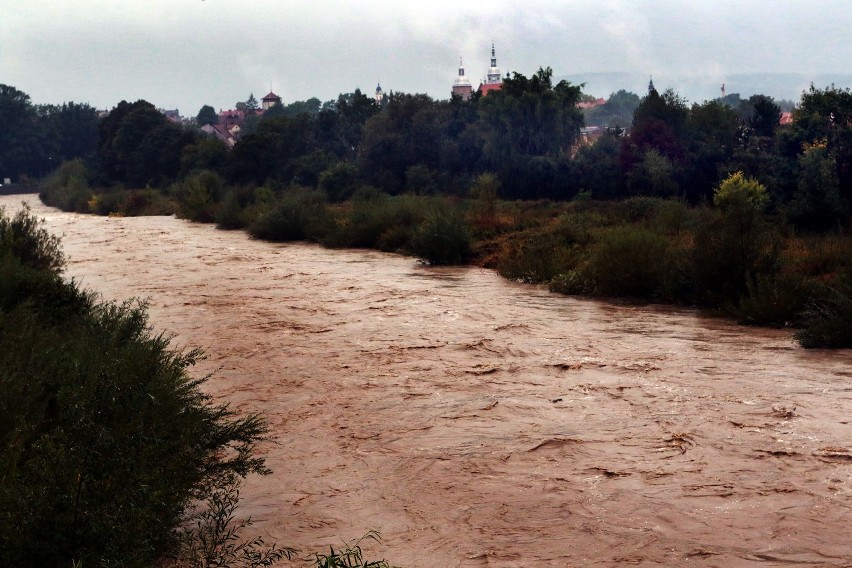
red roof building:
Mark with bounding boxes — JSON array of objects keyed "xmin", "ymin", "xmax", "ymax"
[
  {"xmin": 477, "ymin": 43, "xmax": 504, "ymax": 96},
  {"xmin": 262, "ymin": 91, "xmax": 282, "ymax": 110},
  {"xmin": 478, "ymin": 82, "xmax": 503, "ymax": 96}
]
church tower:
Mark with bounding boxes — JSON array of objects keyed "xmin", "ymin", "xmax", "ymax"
[
  {"xmin": 452, "ymin": 58, "xmax": 473, "ymax": 101},
  {"xmin": 486, "ymin": 42, "xmax": 502, "ymax": 85},
  {"xmin": 375, "ymin": 82, "xmax": 384, "ymax": 104},
  {"xmin": 478, "ymin": 42, "xmax": 504, "ymax": 96}
]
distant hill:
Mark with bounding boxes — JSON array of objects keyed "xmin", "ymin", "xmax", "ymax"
[{"xmin": 562, "ymin": 72, "xmax": 852, "ymax": 105}]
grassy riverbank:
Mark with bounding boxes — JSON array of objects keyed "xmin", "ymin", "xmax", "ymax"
[{"xmin": 39, "ymin": 164, "xmax": 852, "ymax": 348}]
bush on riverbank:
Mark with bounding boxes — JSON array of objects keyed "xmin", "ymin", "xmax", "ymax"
[
  {"xmin": 0, "ymin": 205, "xmax": 281, "ymax": 567},
  {"xmin": 795, "ymin": 278, "xmax": 852, "ymax": 348},
  {"xmin": 41, "ymin": 160, "xmax": 176, "ymax": 216},
  {"xmin": 248, "ymin": 189, "xmax": 331, "ymax": 242}
]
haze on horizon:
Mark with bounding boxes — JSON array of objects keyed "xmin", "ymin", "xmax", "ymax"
[{"xmin": 3, "ymin": 0, "xmax": 852, "ymax": 114}]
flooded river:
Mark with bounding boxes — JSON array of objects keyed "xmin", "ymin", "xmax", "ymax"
[{"xmin": 4, "ymin": 195, "xmax": 851, "ymax": 567}]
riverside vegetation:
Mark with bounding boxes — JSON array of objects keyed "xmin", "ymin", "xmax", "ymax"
[
  {"xmin": 11, "ymin": 68, "xmax": 852, "ymax": 347},
  {"xmin": 0, "ymin": 205, "xmax": 396, "ymax": 567},
  {"xmin": 5, "ymin": 69, "xmax": 852, "ymax": 348}
]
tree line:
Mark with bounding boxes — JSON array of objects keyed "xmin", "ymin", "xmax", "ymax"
[{"xmin": 6, "ymin": 71, "xmax": 852, "ymax": 233}]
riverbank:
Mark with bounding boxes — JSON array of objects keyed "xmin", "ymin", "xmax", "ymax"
[
  {"xmin": 9, "ymin": 194, "xmax": 851, "ymax": 567},
  {"xmin": 38, "ymin": 167, "xmax": 852, "ymax": 348}
]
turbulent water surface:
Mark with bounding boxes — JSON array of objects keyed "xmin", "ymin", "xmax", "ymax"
[{"xmin": 6, "ymin": 195, "xmax": 851, "ymax": 567}]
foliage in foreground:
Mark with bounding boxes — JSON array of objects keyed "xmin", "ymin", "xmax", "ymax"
[
  {"xmin": 311, "ymin": 532, "xmax": 397, "ymax": 568},
  {"xmin": 175, "ymin": 481, "xmax": 296, "ymax": 568},
  {"xmin": 0, "ymin": 204, "xmax": 403, "ymax": 567},
  {"xmin": 0, "ymin": 205, "xmax": 275, "ymax": 567}
]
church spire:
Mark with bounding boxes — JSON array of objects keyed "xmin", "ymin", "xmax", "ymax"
[
  {"xmin": 648, "ymin": 75, "xmax": 656, "ymax": 94},
  {"xmin": 486, "ymin": 42, "xmax": 501, "ymax": 85},
  {"xmin": 452, "ymin": 56, "xmax": 473, "ymax": 101}
]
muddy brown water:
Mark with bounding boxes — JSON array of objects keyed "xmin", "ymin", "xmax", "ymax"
[{"xmin": 5, "ymin": 195, "xmax": 851, "ymax": 567}]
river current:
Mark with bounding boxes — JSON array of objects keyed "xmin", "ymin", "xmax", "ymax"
[{"xmin": 4, "ymin": 195, "xmax": 851, "ymax": 567}]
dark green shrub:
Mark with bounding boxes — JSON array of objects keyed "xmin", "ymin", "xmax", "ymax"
[
  {"xmin": 549, "ymin": 270, "xmax": 591, "ymax": 295},
  {"xmin": 650, "ymin": 199, "xmax": 692, "ymax": 236},
  {"xmin": 324, "ymin": 194, "xmax": 428, "ymax": 250},
  {"xmin": 655, "ymin": 238, "xmax": 696, "ymax": 303},
  {"xmin": 497, "ymin": 234, "xmax": 580, "ymax": 283},
  {"xmin": 248, "ymin": 190, "xmax": 329, "ymax": 242},
  {"xmin": 0, "ymin": 295, "xmax": 271, "ymax": 567},
  {"xmin": 410, "ymin": 207, "xmax": 471, "ymax": 265},
  {"xmin": 215, "ymin": 190, "xmax": 248, "ymax": 230},
  {"xmin": 89, "ymin": 188, "xmax": 127, "ymax": 215},
  {"xmin": 795, "ymin": 281, "xmax": 852, "ymax": 348},
  {"xmin": 618, "ymin": 196, "xmax": 670, "ymax": 223},
  {"xmin": 691, "ymin": 207, "xmax": 778, "ymax": 305},
  {"xmin": 121, "ymin": 188, "xmax": 175, "ymax": 216},
  {"xmin": 173, "ymin": 170, "xmax": 225, "ymax": 222},
  {"xmin": 0, "ymin": 206, "xmax": 274, "ymax": 567},
  {"xmin": 735, "ymin": 273, "xmax": 814, "ymax": 327},
  {"xmin": 375, "ymin": 224, "xmax": 412, "ymax": 252},
  {"xmin": 319, "ymin": 162, "xmax": 360, "ymax": 203},
  {"xmin": 553, "ymin": 211, "xmax": 603, "ymax": 246},
  {"xmin": 39, "ymin": 159, "xmax": 93, "ymax": 213},
  {"xmin": 582, "ymin": 226, "xmax": 668, "ymax": 298},
  {"xmin": 0, "ymin": 203, "xmax": 65, "ymax": 273}
]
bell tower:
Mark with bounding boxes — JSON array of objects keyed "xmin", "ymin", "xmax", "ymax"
[{"xmin": 452, "ymin": 58, "xmax": 473, "ymax": 101}]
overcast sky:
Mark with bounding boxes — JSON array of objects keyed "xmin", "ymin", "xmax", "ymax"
[{"xmin": 3, "ymin": 0, "xmax": 852, "ymax": 115}]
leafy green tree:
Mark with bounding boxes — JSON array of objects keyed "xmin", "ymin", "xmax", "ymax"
[
  {"xmin": 569, "ymin": 131, "xmax": 624, "ymax": 199},
  {"xmin": 265, "ymin": 97, "xmax": 322, "ymax": 119},
  {"xmin": 51, "ymin": 102, "xmax": 99, "ymax": 164},
  {"xmin": 98, "ymin": 100, "xmax": 200, "ymax": 187},
  {"xmin": 196, "ymin": 104, "xmax": 218, "ymax": 127},
  {"xmin": 627, "ymin": 149, "xmax": 679, "ymax": 196},
  {"xmin": 319, "ymin": 161, "xmax": 360, "ymax": 202},
  {"xmin": 229, "ymin": 114, "xmax": 315, "ymax": 185},
  {"xmin": 358, "ymin": 92, "xmax": 440, "ymax": 193},
  {"xmin": 738, "ymin": 94, "xmax": 781, "ymax": 139},
  {"xmin": 628, "ymin": 87, "xmax": 688, "ymax": 145},
  {"xmin": 788, "ymin": 142, "xmax": 848, "ymax": 230},
  {"xmin": 0, "ymin": 84, "xmax": 43, "ymax": 182},
  {"xmin": 693, "ymin": 171, "xmax": 776, "ymax": 303},
  {"xmin": 713, "ymin": 170, "xmax": 770, "ymax": 212},
  {"xmin": 245, "ymin": 93, "xmax": 259, "ymax": 111},
  {"xmin": 180, "ymin": 136, "xmax": 228, "ymax": 176},
  {"xmin": 620, "ymin": 88, "xmax": 689, "ymax": 196},
  {"xmin": 290, "ymin": 149, "xmax": 334, "ymax": 187},
  {"xmin": 477, "ymin": 67, "xmax": 583, "ymax": 198},
  {"xmin": 315, "ymin": 89, "xmax": 381, "ymax": 161},
  {"xmin": 584, "ymin": 89, "xmax": 640, "ymax": 128},
  {"xmin": 684, "ymin": 100, "xmax": 739, "ymax": 202},
  {"xmin": 788, "ymin": 85, "xmax": 852, "ymax": 218},
  {"xmin": 717, "ymin": 92, "xmax": 743, "ymax": 108},
  {"xmin": 404, "ymin": 164, "xmax": 438, "ymax": 195}
]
